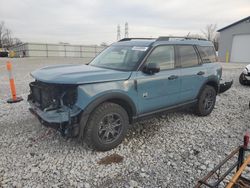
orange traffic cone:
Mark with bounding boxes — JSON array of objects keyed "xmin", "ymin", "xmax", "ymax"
[{"xmin": 6, "ymin": 61, "xmax": 23, "ymax": 103}]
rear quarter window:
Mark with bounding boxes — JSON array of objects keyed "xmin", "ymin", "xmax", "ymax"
[{"xmin": 197, "ymin": 46, "xmax": 216, "ymax": 63}]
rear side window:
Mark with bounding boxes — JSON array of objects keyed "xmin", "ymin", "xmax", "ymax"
[
  {"xmin": 146, "ymin": 45, "xmax": 175, "ymax": 70},
  {"xmin": 178, "ymin": 45, "xmax": 199, "ymax": 68},
  {"xmin": 197, "ymin": 46, "xmax": 216, "ymax": 63}
]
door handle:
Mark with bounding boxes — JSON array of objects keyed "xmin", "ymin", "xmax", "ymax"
[
  {"xmin": 197, "ymin": 71, "xmax": 205, "ymax": 75},
  {"xmin": 168, "ymin": 75, "xmax": 178, "ymax": 80}
]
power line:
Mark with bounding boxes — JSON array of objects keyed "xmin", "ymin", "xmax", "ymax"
[
  {"xmin": 117, "ymin": 24, "xmax": 121, "ymax": 41},
  {"xmin": 125, "ymin": 22, "xmax": 129, "ymax": 38}
]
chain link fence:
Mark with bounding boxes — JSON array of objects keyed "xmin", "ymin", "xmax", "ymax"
[{"xmin": 10, "ymin": 43, "xmax": 105, "ymax": 61}]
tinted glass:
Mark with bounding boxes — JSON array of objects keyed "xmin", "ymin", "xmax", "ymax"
[
  {"xmin": 197, "ymin": 46, "xmax": 216, "ymax": 63},
  {"xmin": 178, "ymin": 46, "xmax": 199, "ymax": 68},
  {"xmin": 146, "ymin": 46, "xmax": 175, "ymax": 70},
  {"xmin": 90, "ymin": 46, "xmax": 147, "ymax": 71}
]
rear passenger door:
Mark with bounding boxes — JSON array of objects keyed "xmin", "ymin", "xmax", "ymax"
[{"xmin": 177, "ymin": 45, "xmax": 207, "ymax": 102}]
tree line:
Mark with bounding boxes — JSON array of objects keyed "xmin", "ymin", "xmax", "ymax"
[
  {"xmin": 187, "ymin": 24, "xmax": 219, "ymax": 51},
  {"xmin": 0, "ymin": 21, "xmax": 22, "ymax": 49}
]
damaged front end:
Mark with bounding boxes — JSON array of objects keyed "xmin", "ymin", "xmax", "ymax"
[{"xmin": 28, "ymin": 81, "xmax": 81, "ymax": 137}]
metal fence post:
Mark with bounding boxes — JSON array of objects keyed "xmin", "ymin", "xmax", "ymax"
[
  {"xmin": 46, "ymin": 44, "xmax": 48, "ymax": 58},
  {"xmin": 80, "ymin": 45, "xmax": 82, "ymax": 58},
  {"xmin": 95, "ymin": 45, "xmax": 97, "ymax": 56},
  {"xmin": 64, "ymin": 45, "xmax": 66, "ymax": 57}
]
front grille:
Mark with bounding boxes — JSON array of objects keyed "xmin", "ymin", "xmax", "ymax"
[{"xmin": 28, "ymin": 81, "xmax": 77, "ymax": 110}]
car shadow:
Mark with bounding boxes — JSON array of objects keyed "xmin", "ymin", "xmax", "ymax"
[{"xmin": 125, "ymin": 107, "xmax": 194, "ymax": 143}]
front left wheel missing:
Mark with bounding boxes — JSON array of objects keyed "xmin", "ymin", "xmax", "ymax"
[{"xmin": 83, "ymin": 102, "xmax": 129, "ymax": 151}]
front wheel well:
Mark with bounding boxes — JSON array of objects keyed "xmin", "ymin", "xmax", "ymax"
[
  {"xmin": 106, "ymin": 98, "xmax": 134, "ymax": 124},
  {"xmin": 206, "ymin": 81, "xmax": 219, "ymax": 93},
  {"xmin": 78, "ymin": 96, "xmax": 135, "ymax": 140}
]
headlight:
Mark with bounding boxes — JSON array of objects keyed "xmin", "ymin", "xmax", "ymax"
[{"xmin": 243, "ymin": 68, "xmax": 248, "ymax": 75}]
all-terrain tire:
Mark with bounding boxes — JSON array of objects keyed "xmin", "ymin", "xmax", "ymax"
[
  {"xmin": 84, "ymin": 102, "xmax": 129, "ymax": 151},
  {"xmin": 195, "ymin": 85, "xmax": 216, "ymax": 116}
]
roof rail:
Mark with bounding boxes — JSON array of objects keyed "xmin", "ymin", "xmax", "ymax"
[
  {"xmin": 156, "ymin": 36, "xmax": 208, "ymax": 41},
  {"xmin": 118, "ymin": 38, "xmax": 156, "ymax": 42}
]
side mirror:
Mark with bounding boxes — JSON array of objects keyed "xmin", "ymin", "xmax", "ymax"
[{"xmin": 143, "ymin": 63, "xmax": 160, "ymax": 74}]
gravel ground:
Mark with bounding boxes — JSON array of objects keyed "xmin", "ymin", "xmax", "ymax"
[{"xmin": 0, "ymin": 58, "xmax": 250, "ymax": 188}]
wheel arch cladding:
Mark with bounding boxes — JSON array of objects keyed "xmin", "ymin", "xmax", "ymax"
[
  {"xmin": 197, "ymin": 79, "xmax": 219, "ymax": 99},
  {"xmin": 78, "ymin": 92, "xmax": 137, "ymax": 139},
  {"xmin": 206, "ymin": 80, "xmax": 219, "ymax": 93},
  {"xmin": 106, "ymin": 97, "xmax": 135, "ymax": 123}
]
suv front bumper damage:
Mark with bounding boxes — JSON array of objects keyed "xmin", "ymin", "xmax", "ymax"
[
  {"xmin": 29, "ymin": 102, "xmax": 82, "ymax": 137},
  {"xmin": 29, "ymin": 102, "xmax": 81, "ymax": 124},
  {"xmin": 28, "ymin": 81, "xmax": 81, "ymax": 137},
  {"xmin": 219, "ymin": 79, "xmax": 233, "ymax": 94}
]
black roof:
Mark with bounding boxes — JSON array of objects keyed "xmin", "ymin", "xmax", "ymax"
[{"xmin": 217, "ymin": 16, "xmax": 250, "ymax": 32}]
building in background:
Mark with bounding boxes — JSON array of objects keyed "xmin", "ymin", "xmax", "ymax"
[
  {"xmin": 10, "ymin": 43, "xmax": 105, "ymax": 61},
  {"xmin": 218, "ymin": 16, "xmax": 250, "ymax": 63}
]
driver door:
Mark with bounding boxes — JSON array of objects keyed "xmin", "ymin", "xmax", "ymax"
[{"xmin": 135, "ymin": 45, "xmax": 181, "ymax": 114}]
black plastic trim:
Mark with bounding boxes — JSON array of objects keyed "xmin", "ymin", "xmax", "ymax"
[
  {"xmin": 197, "ymin": 79, "xmax": 220, "ymax": 97},
  {"xmin": 78, "ymin": 93, "xmax": 137, "ymax": 138},
  {"xmin": 133, "ymin": 99, "xmax": 197, "ymax": 121}
]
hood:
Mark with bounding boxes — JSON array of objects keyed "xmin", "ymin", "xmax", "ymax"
[{"xmin": 31, "ymin": 64, "xmax": 132, "ymax": 84}]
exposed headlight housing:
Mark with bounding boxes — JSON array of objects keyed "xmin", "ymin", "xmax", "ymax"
[
  {"xmin": 62, "ymin": 87, "xmax": 77, "ymax": 107},
  {"xmin": 28, "ymin": 81, "xmax": 77, "ymax": 110}
]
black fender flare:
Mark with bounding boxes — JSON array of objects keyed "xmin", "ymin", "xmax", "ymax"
[
  {"xmin": 197, "ymin": 79, "xmax": 219, "ymax": 98},
  {"xmin": 78, "ymin": 92, "xmax": 137, "ymax": 139}
]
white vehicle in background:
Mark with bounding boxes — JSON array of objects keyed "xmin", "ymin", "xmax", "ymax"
[{"xmin": 239, "ymin": 64, "xmax": 250, "ymax": 85}]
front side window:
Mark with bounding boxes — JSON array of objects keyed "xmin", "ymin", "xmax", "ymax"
[
  {"xmin": 197, "ymin": 46, "xmax": 216, "ymax": 63},
  {"xmin": 90, "ymin": 46, "xmax": 147, "ymax": 71},
  {"xmin": 178, "ymin": 45, "xmax": 199, "ymax": 68},
  {"xmin": 145, "ymin": 45, "xmax": 175, "ymax": 70}
]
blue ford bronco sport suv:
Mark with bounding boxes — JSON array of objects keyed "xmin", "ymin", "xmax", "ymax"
[{"xmin": 28, "ymin": 36, "xmax": 231, "ymax": 151}]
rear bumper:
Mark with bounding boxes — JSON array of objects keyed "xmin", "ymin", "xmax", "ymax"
[{"xmin": 219, "ymin": 79, "xmax": 233, "ymax": 94}]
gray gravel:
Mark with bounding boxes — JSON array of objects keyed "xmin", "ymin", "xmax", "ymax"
[{"xmin": 0, "ymin": 58, "xmax": 250, "ymax": 188}]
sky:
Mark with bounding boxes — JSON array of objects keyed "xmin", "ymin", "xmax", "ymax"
[{"xmin": 0, "ymin": 0, "xmax": 249, "ymax": 45}]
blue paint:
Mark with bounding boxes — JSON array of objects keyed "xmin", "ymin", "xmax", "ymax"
[{"xmin": 29, "ymin": 38, "xmax": 222, "ymax": 125}]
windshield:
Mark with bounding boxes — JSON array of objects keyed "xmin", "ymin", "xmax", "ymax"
[{"xmin": 89, "ymin": 45, "xmax": 148, "ymax": 71}]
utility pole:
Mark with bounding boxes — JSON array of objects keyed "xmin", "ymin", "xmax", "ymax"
[
  {"xmin": 125, "ymin": 22, "xmax": 129, "ymax": 38},
  {"xmin": 117, "ymin": 25, "xmax": 121, "ymax": 41}
]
